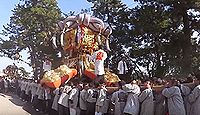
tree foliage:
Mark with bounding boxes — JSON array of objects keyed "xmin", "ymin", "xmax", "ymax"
[
  {"xmin": 88, "ymin": 0, "xmax": 200, "ymax": 78},
  {"xmin": 0, "ymin": 0, "xmax": 62, "ymax": 79}
]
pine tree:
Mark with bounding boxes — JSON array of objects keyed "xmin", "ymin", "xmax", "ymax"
[{"xmin": 1, "ymin": 0, "xmax": 62, "ymax": 79}]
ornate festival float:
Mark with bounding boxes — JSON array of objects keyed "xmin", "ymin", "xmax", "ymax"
[{"xmin": 41, "ymin": 14, "xmax": 120, "ymax": 88}]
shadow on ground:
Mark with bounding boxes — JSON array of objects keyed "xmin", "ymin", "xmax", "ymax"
[
  {"xmin": 0, "ymin": 93, "xmax": 6, "ymax": 97},
  {"xmin": 22, "ymin": 102, "xmax": 45, "ymax": 115},
  {"xmin": 2, "ymin": 92, "xmax": 45, "ymax": 115}
]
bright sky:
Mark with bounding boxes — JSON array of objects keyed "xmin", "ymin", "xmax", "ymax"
[{"xmin": 0, "ymin": 0, "xmax": 134, "ymax": 74}]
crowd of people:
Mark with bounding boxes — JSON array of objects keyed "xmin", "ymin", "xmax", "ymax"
[
  {"xmin": 0, "ymin": 77, "xmax": 17, "ymax": 93},
  {"xmin": 0, "ymin": 74, "xmax": 200, "ymax": 115}
]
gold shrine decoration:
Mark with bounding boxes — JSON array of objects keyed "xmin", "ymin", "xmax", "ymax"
[
  {"xmin": 41, "ymin": 64, "xmax": 77, "ymax": 88},
  {"xmin": 63, "ymin": 29, "xmax": 77, "ymax": 51},
  {"xmin": 79, "ymin": 26, "xmax": 99, "ymax": 52},
  {"xmin": 62, "ymin": 25, "xmax": 100, "ymax": 54},
  {"xmin": 104, "ymin": 68, "xmax": 121, "ymax": 83}
]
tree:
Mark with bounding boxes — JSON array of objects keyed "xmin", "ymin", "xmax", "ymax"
[
  {"xmin": 156, "ymin": 0, "xmax": 200, "ymax": 76},
  {"xmin": 128, "ymin": 1, "xmax": 171, "ymax": 77},
  {"xmin": 18, "ymin": 67, "xmax": 30, "ymax": 78},
  {"xmin": 127, "ymin": 0, "xmax": 200, "ymax": 77},
  {"xmin": 89, "ymin": 0, "xmax": 200, "ymax": 79},
  {"xmin": 87, "ymin": 0, "xmax": 138, "ymax": 77},
  {"xmin": 1, "ymin": 0, "xmax": 62, "ymax": 79},
  {"xmin": 131, "ymin": 0, "xmax": 200, "ymax": 77}
]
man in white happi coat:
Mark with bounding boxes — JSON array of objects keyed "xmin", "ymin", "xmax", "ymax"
[
  {"xmin": 20, "ymin": 80, "xmax": 26, "ymax": 100},
  {"xmin": 69, "ymin": 82, "xmax": 81, "ymax": 115},
  {"xmin": 36, "ymin": 84, "xmax": 46, "ymax": 112},
  {"xmin": 85, "ymin": 83, "xmax": 99, "ymax": 115},
  {"xmin": 95, "ymin": 83, "xmax": 109, "ymax": 115},
  {"xmin": 30, "ymin": 81, "xmax": 38, "ymax": 104},
  {"xmin": 23, "ymin": 80, "xmax": 28, "ymax": 101},
  {"xmin": 162, "ymin": 78, "xmax": 186, "ymax": 115},
  {"xmin": 177, "ymin": 81, "xmax": 191, "ymax": 115},
  {"xmin": 43, "ymin": 58, "xmax": 52, "ymax": 72},
  {"xmin": 79, "ymin": 83, "xmax": 89, "ymax": 115},
  {"xmin": 91, "ymin": 45, "xmax": 107, "ymax": 83},
  {"xmin": 17, "ymin": 79, "xmax": 22, "ymax": 95},
  {"xmin": 117, "ymin": 57, "xmax": 128, "ymax": 81},
  {"xmin": 154, "ymin": 90, "xmax": 167, "ymax": 115},
  {"xmin": 31, "ymin": 82, "xmax": 39, "ymax": 109},
  {"xmin": 123, "ymin": 80, "xmax": 141, "ymax": 115},
  {"xmin": 111, "ymin": 81, "xmax": 127, "ymax": 115},
  {"xmin": 58, "ymin": 84, "xmax": 72, "ymax": 115},
  {"xmin": 44, "ymin": 86, "xmax": 52, "ymax": 114},
  {"xmin": 138, "ymin": 80, "xmax": 154, "ymax": 115},
  {"xmin": 3, "ymin": 78, "xmax": 9, "ymax": 93},
  {"xmin": 188, "ymin": 76, "xmax": 200, "ymax": 115},
  {"xmin": 51, "ymin": 88, "xmax": 60, "ymax": 112},
  {"xmin": 25, "ymin": 80, "xmax": 32, "ymax": 102}
]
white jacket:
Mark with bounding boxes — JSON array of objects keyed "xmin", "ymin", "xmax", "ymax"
[
  {"xmin": 91, "ymin": 49, "xmax": 107, "ymax": 75},
  {"xmin": 123, "ymin": 84, "xmax": 140, "ymax": 115},
  {"xmin": 162, "ymin": 86, "xmax": 186, "ymax": 115},
  {"xmin": 188, "ymin": 85, "xmax": 200, "ymax": 115},
  {"xmin": 139, "ymin": 88, "xmax": 154, "ymax": 115},
  {"xmin": 117, "ymin": 60, "xmax": 128, "ymax": 74}
]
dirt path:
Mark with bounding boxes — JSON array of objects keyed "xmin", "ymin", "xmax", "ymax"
[{"xmin": 0, "ymin": 93, "xmax": 30, "ymax": 115}]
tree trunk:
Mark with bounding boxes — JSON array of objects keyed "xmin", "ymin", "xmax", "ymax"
[{"xmin": 181, "ymin": 6, "xmax": 192, "ymax": 76}]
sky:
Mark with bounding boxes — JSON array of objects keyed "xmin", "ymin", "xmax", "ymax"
[{"xmin": 0, "ymin": 0, "xmax": 134, "ymax": 74}]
